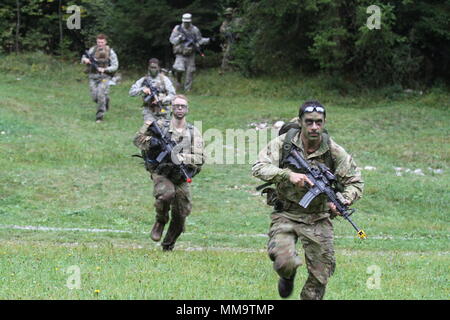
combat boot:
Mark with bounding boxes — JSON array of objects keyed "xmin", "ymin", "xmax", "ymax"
[
  {"xmin": 150, "ymin": 222, "xmax": 165, "ymax": 242},
  {"xmin": 278, "ymin": 272, "xmax": 296, "ymax": 298},
  {"xmin": 162, "ymin": 243, "xmax": 174, "ymax": 252}
]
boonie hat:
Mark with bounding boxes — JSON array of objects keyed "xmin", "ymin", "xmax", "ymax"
[
  {"xmin": 182, "ymin": 13, "xmax": 192, "ymax": 22},
  {"xmin": 224, "ymin": 8, "xmax": 233, "ymax": 15}
]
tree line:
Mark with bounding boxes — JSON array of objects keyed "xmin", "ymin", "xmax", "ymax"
[{"xmin": 1, "ymin": 0, "xmax": 449, "ymax": 87}]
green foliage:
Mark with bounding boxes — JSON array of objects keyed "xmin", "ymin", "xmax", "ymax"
[
  {"xmin": 0, "ymin": 0, "xmax": 449, "ymax": 86},
  {"xmin": 232, "ymin": 0, "xmax": 450, "ymax": 86}
]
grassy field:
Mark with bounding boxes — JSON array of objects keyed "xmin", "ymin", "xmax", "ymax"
[{"xmin": 0, "ymin": 53, "xmax": 449, "ymax": 300}]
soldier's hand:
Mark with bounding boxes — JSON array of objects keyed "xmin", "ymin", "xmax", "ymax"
[
  {"xmin": 138, "ymin": 120, "xmax": 153, "ymax": 134},
  {"xmin": 288, "ymin": 172, "xmax": 314, "ymax": 188},
  {"xmin": 97, "ymin": 67, "xmax": 105, "ymax": 73},
  {"xmin": 142, "ymin": 87, "xmax": 151, "ymax": 95},
  {"xmin": 82, "ymin": 57, "xmax": 91, "ymax": 64},
  {"xmin": 327, "ymin": 199, "xmax": 350, "ymax": 216}
]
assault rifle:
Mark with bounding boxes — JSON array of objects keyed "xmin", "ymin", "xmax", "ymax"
[
  {"xmin": 145, "ymin": 121, "xmax": 193, "ymax": 183},
  {"xmin": 84, "ymin": 50, "xmax": 99, "ymax": 72},
  {"xmin": 178, "ymin": 26, "xmax": 205, "ymax": 57},
  {"xmin": 142, "ymin": 78, "xmax": 162, "ymax": 106},
  {"xmin": 283, "ymin": 147, "xmax": 367, "ymax": 239}
]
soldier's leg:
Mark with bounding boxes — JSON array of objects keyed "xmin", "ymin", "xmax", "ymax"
[
  {"xmin": 221, "ymin": 44, "xmax": 231, "ymax": 72},
  {"xmin": 184, "ymin": 55, "xmax": 196, "ymax": 92},
  {"xmin": 142, "ymin": 107, "xmax": 158, "ymax": 123},
  {"xmin": 161, "ymin": 182, "xmax": 192, "ymax": 251},
  {"xmin": 267, "ymin": 214, "xmax": 302, "ymax": 298},
  {"xmin": 172, "ymin": 55, "xmax": 186, "ymax": 91},
  {"xmin": 297, "ymin": 218, "xmax": 336, "ymax": 300},
  {"xmin": 95, "ymin": 77, "xmax": 111, "ymax": 121},
  {"xmin": 267, "ymin": 214, "xmax": 302, "ymax": 279},
  {"xmin": 89, "ymin": 78, "xmax": 99, "ymax": 103},
  {"xmin": 151, "ymin": 173, "xmax": 176, "ymax": 241}
]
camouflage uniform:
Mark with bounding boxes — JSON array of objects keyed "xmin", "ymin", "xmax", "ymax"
[
  {"xmin": 169, "ymin": 24, "xmax": 209, "ymax": 91},
  {"xmin": 81, "ymin": 46, "xmax": 119, "ymax": 121},
  {"xmin": 133, "ymin": 119, "xmax": 205, "ymax": 250},
  {"xmin": 219, "ymin": 9, "xmax": 241, "ymax": 72},
  {"xmin": 252, "ymin": 131, "xmax": 364, "ymax": 299},
  {"xmin": 129, "ymin": 73, "xmax": 176, "ymax": 122}
]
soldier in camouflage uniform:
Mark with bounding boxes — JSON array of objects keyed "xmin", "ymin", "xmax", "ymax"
[
  {"xmin": 129, "ymin": 58, "xmax": 176, "ymax": 123},
  {"xmin": 133, "ymin": 95, "xmax": 205, "ymax": 251},
  {"xmin": 81, "ymin": 34, "xmax": 119, "ymax": 122},
  {"xmin": 219, "ymin": 8, "xmax": 240, "ymax": 73},
  {"xmin": 252, "ymin": 101, "xmax": 364, "ymax": 300},
  {"xmin": 169, "ymin": 13, "xmax": 210, "ymax": 92}
]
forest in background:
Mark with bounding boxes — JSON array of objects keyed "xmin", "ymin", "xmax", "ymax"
[{"xmin": 1, "ymin": 0, "xmax": 449, "ymax": 87}]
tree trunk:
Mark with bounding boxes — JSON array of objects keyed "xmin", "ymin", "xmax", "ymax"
[
  {"xmin": 59, "ymin": 0, "xmax": 63, "ymax": 51},
  {"xmin": 15, "ymin": 0, "xmax": 20, "ymax": 52}
]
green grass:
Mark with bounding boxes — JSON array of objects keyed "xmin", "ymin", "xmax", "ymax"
[{"xmin": 0, "ymin": 53, "xmax": 449, "ymax": 299}]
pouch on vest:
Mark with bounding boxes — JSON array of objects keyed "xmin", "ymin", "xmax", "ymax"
[{"xmin": 261, "ymin": 187, "xmax": 284, "ymax": 212}]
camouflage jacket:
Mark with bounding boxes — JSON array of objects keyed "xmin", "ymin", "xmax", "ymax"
[
  {"xmin": 133, "ymin": 119, "xmax": 205, "ymax": 181},
  {"xmin": 129, "ymin": 73, "xmax": 176, "ymax": 105},
  {"xmin": 169, "ymin": 24, "xmax": 209, "ymax": 56},
  {"xmin": 220, "ymin": 17, "xmax": 242, "ymax": 44},
  {"xmin": 81, "ymin": 46, "xmax": 119, "ymax": 78},
  {"xmin": 252, "ymin": 131, "xmax": 364, "ymax": 223}
]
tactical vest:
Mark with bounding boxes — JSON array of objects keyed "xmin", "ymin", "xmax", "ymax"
[
  {"xmin": 258, "ymin": 126, "xmax": 335, "ymax": 212},
  {"xmin": 173, "ymin": 25, "xmax": 197, "ymax": 56},
  {"xmin": 146, "ymin": 120, "xmax": 198, "ymax": 183},
  {"xmin": 142, "ymin": 74, "xmax": 169, "ymax": 113},
  {"xmin": 94, "ymin": 45, "xmax": 111, "ymax": 68}
]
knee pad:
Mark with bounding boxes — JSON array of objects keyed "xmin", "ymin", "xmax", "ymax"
[
  {"xmin": 273, "ymin": 255, "xmax": 301, "ymax": 279},
  {"xmin": 156, "ymin": 190, "xmax": 175, "ymax": 202}
]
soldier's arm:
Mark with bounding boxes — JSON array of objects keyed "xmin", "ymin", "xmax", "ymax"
[
  {"xmin": 195, "ymin": 27, "xmax": 209, "ymax": 45},
  {"xmin": 133, "ymin": 121, "xmax": 151, "ymax": 150},
  {"xmin": 219, "ymin": 22, "xmax": 227, "ymax": 34},
  {"xmin": 330, "ymin": 139, "xmax": 364, "ymax": 204},
  {"xmin": 105, "ymin": 49, "xmax": 119, "ymax": 73},
  {"xmin": 162, "ymin": 76, "xmax": 176, "ymax": 103},
  {"xmin": 169, "ymin": 26, "xmax": 183, "ymax": 45},
  {"xmin": 81, "ymin": 46, "xmax": 95, "ymax": 64},
  {"xmin": 252, "ymin": 135, "xmax": 292, "ymax": 183},
  {"xmin": 129, "ymin": 77, "xmax": 146, "ymax": 96}
]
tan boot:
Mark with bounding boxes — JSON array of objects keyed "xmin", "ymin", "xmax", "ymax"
[{"xmin": 150, "ymin": 222, "xmax": 165, "ymax": 242}]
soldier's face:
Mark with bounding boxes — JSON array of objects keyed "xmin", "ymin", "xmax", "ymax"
[
  {"xmin": 172, "ymin": 99, "xmax": 188, "ymax": 119},
  {"xmin": 148, "ymin": 63, "xmax": 159, "ymax": 77},
  {"xmin": 301, "ymin": 112, "xmax": 325, "ymax": 141},
  {"xmin": 182, "ymin": 22, "xmax": 191, "ymax": 28},
  {"xmin": 97, "ymin": 39, "xmax": 107, "ymax": 48}
]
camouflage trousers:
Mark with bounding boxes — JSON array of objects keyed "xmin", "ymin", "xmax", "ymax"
[
  {"xmin": 267, "ymin": 213, "xmax": 336, "ymax": 300},
  {"xmin": 151, "ymin": 173, "xmax": 192, "ymax": 250},
  {"xmin": 172, "ymin": 54, "xmax": 196, "ymax": 91},
  {"xmin": 221, "ymin": 43, "xmax": 232, "ymax": 72},
  {"xmin": 88, "ymin": 75, "xmax": 111, "ymax": 120}
]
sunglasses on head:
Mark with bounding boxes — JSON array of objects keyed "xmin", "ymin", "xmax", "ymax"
[
  {"xmin": 300, "ymin": 105, "xmax": 326, "ymax": 118},
  {"xmin": 303, "ymin": 106, "xmax": 325, "ymax": 113}
]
